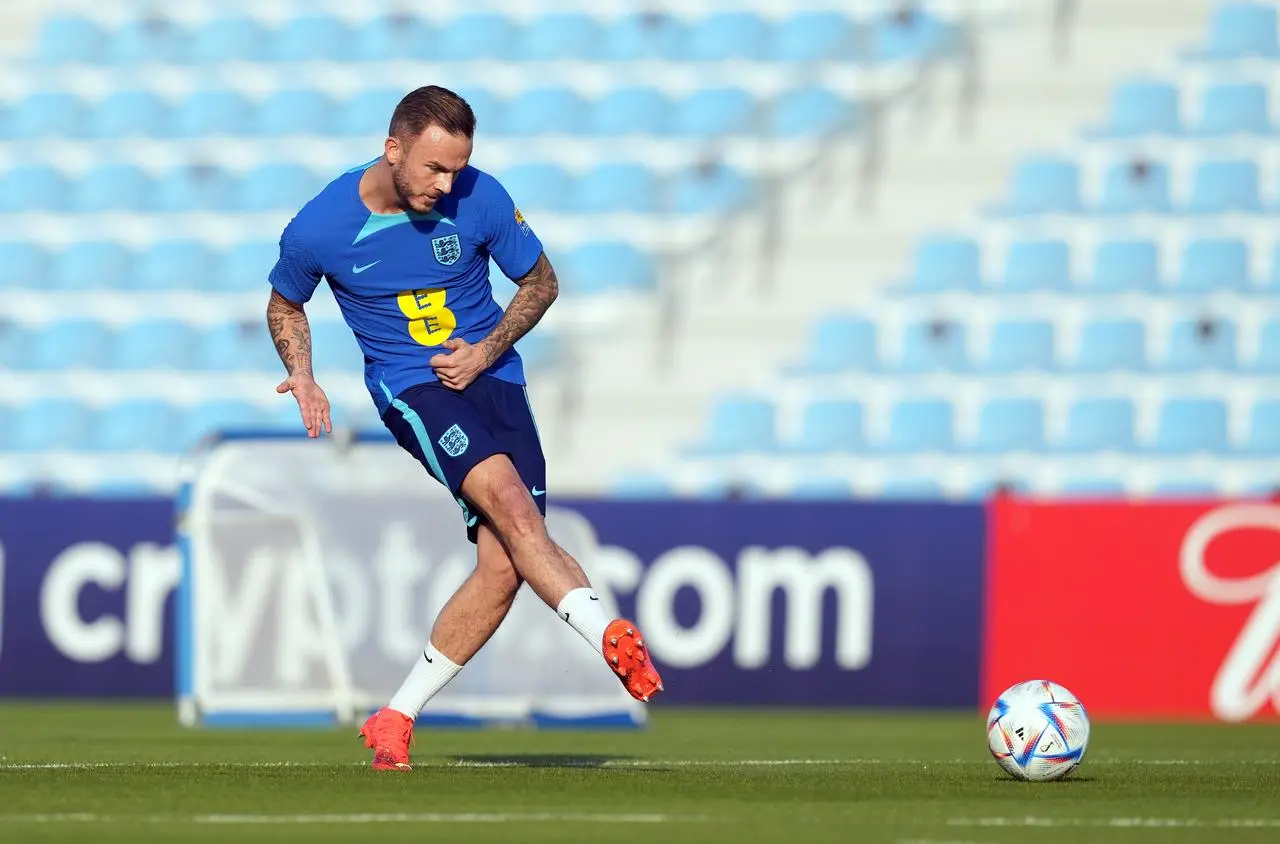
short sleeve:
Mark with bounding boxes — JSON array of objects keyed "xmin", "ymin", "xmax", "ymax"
[
  {"xmin": 268, "ymin": 225, "xmax": 324, "ymax": 304},
  {"xmin": 482, "ymin": 175, "xmax": 545, "ymax": 281}
]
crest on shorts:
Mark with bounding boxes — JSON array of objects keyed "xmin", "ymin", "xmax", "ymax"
[
  {"xmin": 431, "ymin": 234, "xmax": 462, "ymax": 266},
  {"xmin": 438, "ymin": 423, "xmax": 469, "ymax": 458}
]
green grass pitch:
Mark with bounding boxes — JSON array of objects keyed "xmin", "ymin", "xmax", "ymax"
[{"xmin": 0, "ymin": 702, "xmax": 1276, "ymax": 843}]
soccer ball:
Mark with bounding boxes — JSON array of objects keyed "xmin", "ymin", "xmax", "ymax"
[{"xmin": 986, "ymin": 679, "xmax": 1089, "ymax": 782}]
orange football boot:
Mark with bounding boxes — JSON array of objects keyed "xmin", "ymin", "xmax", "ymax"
[
  {"xmin": 603, "ymin": 619, "xmax": 664, "ymax": 702},
  {"xmin": 359, "ymin": 707, "xmax": 414, "ymax": 771}
]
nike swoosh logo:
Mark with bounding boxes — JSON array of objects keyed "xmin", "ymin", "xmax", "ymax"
[
  {"xmin": 353, "ymin": 260, "xmax": 381, "ymax": 273},
  {"xmin": 589, "ymin": 595, "xmax": 599, "ymax": 601},
  {"xmin": 423, "ymin": 651, "xmax": 433, "ymax": 663},
  {"xmin": 531, "ymin": 487, "xmax": 546, "ymax": 497}
]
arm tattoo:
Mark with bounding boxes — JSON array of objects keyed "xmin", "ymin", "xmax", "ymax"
[
  {"xmin": 482, "ymin": 252, "xmax": 558, "ymax": 364},
  {"xmin": 266, "ymin": 289, "xmax": 314, "ymax": 378}
]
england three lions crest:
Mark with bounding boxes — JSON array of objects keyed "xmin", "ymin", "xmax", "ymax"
[{"xmin": 432, "ymin": 234, "xmax": 462, "ymax": 266}]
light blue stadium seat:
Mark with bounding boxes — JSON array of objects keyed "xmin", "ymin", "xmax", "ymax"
[
  {"xmin": 188, "ymin": 18, "xmax": 268, "ymax": 63},
  {"xmin": 179, "ymin": 400, "xmax": 269, "ymax": 450},
  {"xmin": 1185, "ymin": 159, "xmax": 1260, "ymax": 213},
  {"xmin": 584, "ymin": 87, "xmax": 672, "ymax": 135},
  {"xmin": 1085, "ymin": 240, "xmax": 1159, "ymax": 293},
  {"xmin": 9, "ymin": 92, "xmax": 81, "ymax": 139},
  {"xmin": 336, "ymin": 87, "xmax": 405, "ymax": 137},
  {"xmin": 435, "ymin": 14, "xmax": 514, "ymax": 61},
  {"xmin": 0, "ymin": 323, "xmax": 30, "ymax": 367},
  {"xmin": 498, "ymin": 88, "xmax": 586, "ymax": 135},
  {"xmin": 311, "ymin": 322, "xmax": 365, "ymax": 375},
  {"xmin": 34, "ymin": 15, "xmax": 105, "ymax": 64},
  {"xmin": 1195, "ymin": 82, "xmax": 1270, "ymax": 134},
  {"xmin": 898, "ymin": 320, "xmax": 966, "ymax": 372},
  {"xmin": 688, "ymin": 395, "xmax": 777, "ymax": 454},
  {"xmin": 997, "ymin": 155, "xmax": 1080, "ymax": 214},
  {"xmin": 1059, "ymin": 398, "xmax": 1135, "ymax": 452},
  {"xmin": 788, "ymin": 399, "xmax": 864, "ymax": 453},
  {"xmin": 8, "ymin": 399, "xmax": 91, "ymax": 452},
  {"xmin": 1072, "ymin": 319, "xmax": 1146, "ymax": 372},
  {"xmin": 601, "ymin": 13, "xmax": 685, "ymax": 61},
  {"xmin": 1094, "ymin": 79, "xmax": 1180, "ymax": 136},
  {"xmin": 670, "ymin": 88, "xmax": 758, "ymax": 137},
  {"xmin": 512, "ymin": 13, "xmax": 601, "ymax": 61},
  {"xmin": 132, "ymin": 240, "xmax": 214, "ymax": 291},
  {"xmin": 1244, "ymin": 399, "xmax": 1280, "ymax": 453},
  {"xmin": 1059, "ymin": 478, "xmax": 1128, "ymax": 497},
  {"xmin": 235, "ymin": 164, "xmax": 322, "ymax": 212},
  {"xmin": 611, "ymin": 473, "xmax": 674, "ymax": 499},
  {"xmin": 267, "ymin": 16, "xmax": 349, "ymax": 62},
  {"xmin": 0, "ymin": 242, "xmax": 49, "ymax": 288},
  {"xmin": 789, "ymin": 477, "xmax": 855, "ymax": 499},
  {"xmin": 86, "ymin": 91, "xmax": 168, "ymax": 138},
  {"xmin": 69, "ymin": 163, "xmax": 153, "ymax": 213},
  {"xmin": 51, "ymin": 241, "xmax": 132, "ymax": 290},
  {"xmin": 103, "ymin": 17, "xmax": 183, "ymax": 65},
  {"xmin": 1151, "ymin": 398, "xmax": 1230, "ymax": 454},
  {"xmin": 1151, "ymin": 479, "xmax": 1221, "ymax": 498},
  {"xmin": 998, "ymin": 238, "xmax": 1070, "ymax": 292},
  {"xmin": 1254, "ymin": 319, "xmax": 1280, "ymax": 372},
  {"xmin": 349, "ymin": 14, "xmax": 432, "ymax": 61},
  {"xmin": 765, "ymin": 11, "xmax": 853, "ymax": 62},
  {"xmin": 683, "ymin": 12, "xmax": 768, "ymax": 61},
  {"xmin": 562, "ymin": 242, "xmax": 655, "ymax": 294},
  {"xmin": 1189, "ymin": 2, "xmax": 1279, "ymax": 59},
  {"xmin": 670, "ymin": 164, "xmax": 751, "ymax": 213},
  {"xmin": 90, "ymin": 400, "xmax": 180, "ymax": 452},
  {"xmin": 26, "ymin": 320, "xmax": 111, "ymax": 371},
  {"xmin": 153, "ymin": 164, "xmax": 235, "ymax": 212},
  {"xmin": 168, "ymin": 89, "xmax": 252, "ymax": 138},
  {"xmin": 770, "ymin": 87, "xmax": 847, "ymax": 137},
  {"xmin": 253, "ymin": 89, "xmax": 337, "ymax": 136},
  {"xmin": 1173, "ymin": 238, "xmax": 1249, "ymax": 293},
  {"xmin": 973, "ymin": 398, "xmax": 1045, "ymax": 452},
  {"xmin": 196, "ymin": 322, "xmax": 275, "ymax": 371},
  {"xmin": 110, "ymin": 319, "xmax": 193, "ymax": 369},
  {"xmin": 907, "ymin": 235, "xmax": 980, "ymax": 292},
  {"xmin": 497, "ymin": 164, "xmax": 572, "ymax": 212},
  {"xmin": 877, "ymin": 477, "xmax": 944, "ymax": 499},
  {"xmin": 0, "ymin": 165, "xmax": 68, "ymax": 212},
  {"xmin": 790, "ymin": 314, "xmax": 878, "ymax": 374},
  {"xmin": 983, "ymin": 320, "xmax": 1055, "ymax": 372},
  {"xmin": 574, "ymin": 164, "xmax": 660, "ymax": 214},
  {"xmin": 1163, "ymin": 318, "xmax": 1237, "ymax": 371},
  {"xmin": 881, "ymin": 398, "xmax": 953, "ymax": 452},
  {"xmin": 870, "ymin": 11, "xmax": 954, "ymax": 62},
  {"xmin": 216, "ymin": 241, "xmax": 278, "ymax": 292},
  {"xmin": 1098, "ymin": 160, "xmax": 1172, "ymax": 214}
]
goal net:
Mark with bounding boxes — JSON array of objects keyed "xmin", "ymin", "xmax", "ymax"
[{"xmin": 175, "ymin": 431, "xmax": 645, "ymax": 729}]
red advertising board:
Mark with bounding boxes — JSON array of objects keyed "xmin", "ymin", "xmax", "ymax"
[{"xmin": 985, "ymin": 499, "xmax": 1280, "ymax": 722}]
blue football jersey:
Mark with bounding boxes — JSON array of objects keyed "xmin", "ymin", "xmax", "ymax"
[{"xmin": 268, "ymin": 160, "xmax": 544, "ymax": 415}]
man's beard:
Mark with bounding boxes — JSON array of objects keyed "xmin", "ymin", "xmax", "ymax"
[{"xmin": 391, "ymin": 165, "xmax": 432, "ymax": 212}]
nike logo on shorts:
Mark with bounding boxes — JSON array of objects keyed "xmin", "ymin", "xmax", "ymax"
[{"xmin": 531, "ymin": 486, "xmax": 546, "ymax": 497}]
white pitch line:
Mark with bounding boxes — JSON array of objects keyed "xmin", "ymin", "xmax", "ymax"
[
  {"xmin": 0, "ymin": 812, "xmax": 690, "ymax": 825},
  {"xmin": 0, "ymin": 757, "xmax": 1277, "ymax": 772},
  {"xmin": 948, "ymin": 818, "xmax": 1280, "ymax": 829}
]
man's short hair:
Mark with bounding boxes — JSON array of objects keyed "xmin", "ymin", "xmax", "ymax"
[{"xmin": 389, "ymin": 85, "xmax": 476, "ymax": 141}]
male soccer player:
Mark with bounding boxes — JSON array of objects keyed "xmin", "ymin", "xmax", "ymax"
[{"xmin": 264, "ymin": 85, "xmax": 663, "ymax": 771}]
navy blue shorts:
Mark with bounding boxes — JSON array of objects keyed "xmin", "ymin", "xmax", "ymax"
[{"xmin": 381, "ymin": 375, "xmax": 547, "ymax": 544}]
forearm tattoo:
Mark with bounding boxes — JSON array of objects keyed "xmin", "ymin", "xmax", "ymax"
[
  {"xmin": 484, "ymin": 252, "xmax": 558, "ymax": 363},
  {"xmin": 266, "ymin": 289, "xmax": 314, "ymax": 377}
]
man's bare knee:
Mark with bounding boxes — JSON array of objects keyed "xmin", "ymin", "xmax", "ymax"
[{"xmin": 487, "ymin": 478, "xmax": 545, "ymax": 542}]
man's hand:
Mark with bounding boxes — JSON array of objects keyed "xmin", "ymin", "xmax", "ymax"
[
  {"xmin": 430, "ymin": 338, "xmax": 494, "ymax": 391},
  {"xmin": 276, "ymin": 373, "xmax": 332, "ymax": 438}
]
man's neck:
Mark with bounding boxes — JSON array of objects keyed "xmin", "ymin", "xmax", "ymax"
[{"xmin": 359, "ymin": 159, "xmax": 404, "ymax": 215}]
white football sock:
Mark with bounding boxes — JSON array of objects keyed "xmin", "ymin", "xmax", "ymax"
[
  {"xmin": 556, "ymin": 587, "xmax": 612, "ymax": 651},
  {"xmin": 388, "ymin": 642, "xmax": 463, "ymax": 720}
]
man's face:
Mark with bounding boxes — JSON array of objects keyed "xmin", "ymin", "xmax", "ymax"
[{"xmin": 386, "ymin": 125, "xmax": 473, "ymax": 214}]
